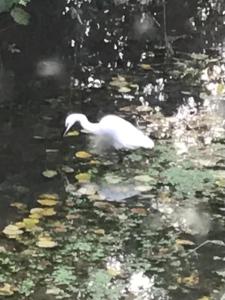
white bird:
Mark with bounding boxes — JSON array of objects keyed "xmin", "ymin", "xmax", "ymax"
[{"xmin": 64, "ymin": 113, "xmax": 154, "ymax": 150}]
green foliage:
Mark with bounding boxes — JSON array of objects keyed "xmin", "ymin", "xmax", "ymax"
[
  {"xmin": 19, "ymin": 278, "xmax": 35, "ymax": 297},
  {"xmin": 0, "ymin": 0, "xmax": 30, "ymax": 25},
  {"xmin": 0, "ymin": 0, "xmax": 17, "ymax": 13},
  {"xmin": 162, "ymin": 166, "xmax": 215, "ymax": 198},
  {"xmin": 10, "ymin": 6, "xmax": 30, "ymax": 25},
  {"xmin": 87, "ymin": 270, "xmax": 122, "ymax": 300},
  {"xmin": 52, "ymin": 266, "xmax": 77, "ymax": 286}
]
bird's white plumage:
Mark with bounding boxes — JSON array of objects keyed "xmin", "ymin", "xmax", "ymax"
[{"xmin": 64, "ymin": 113, "xmax": 154, "ymax": 150}]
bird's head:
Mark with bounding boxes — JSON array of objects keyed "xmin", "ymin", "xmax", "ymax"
[{"xmin": 64, "ymin": 114, "xmax": 77, "ymax": 136}]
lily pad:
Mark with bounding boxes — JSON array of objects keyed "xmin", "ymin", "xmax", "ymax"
[
  {"xmin": 42, "ymin": 169, "xmax": 58, "ymax": 178},
  {"xmin": 36, "ymin": 236, "xmax": 58, "ymax": 248},
  {"xmin": 75, "ymin": 151, "xmax": 92, "ymax": 159}
]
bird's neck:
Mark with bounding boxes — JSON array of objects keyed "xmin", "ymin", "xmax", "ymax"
[{"xmin": 78, "ymin": 115, "xmax": 100, "ymax": 134}]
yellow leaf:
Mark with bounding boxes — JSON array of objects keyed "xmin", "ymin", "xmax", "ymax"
[
  {"xmin": 30, "ymin": 208, "xmax": 45, "ymax": 214},
  {"xmin": 93, "ymin": 228, "xmax": 105, "ymax": 235},
  {"xmin": 65, "ymin": 130, "xmax": 79, "ymax": 137},
  {"xmin": 89, "ymin": 160, "xmax": 100, "ymax": 165},
  {"xmin": 0, "ymin": 283, "xmax": 15, "ymax": 296},
  {"xmin": 36, "ymin": 236, "xmax": 57, "ymax": 248},
  {"xmin": 22, "ymin": 218, "xmax": 39, "ymax": 229},
  {"xmin": 41, "ymin": 207, "xmax": 56, "ymax": 216},
  {"xmin": 107, "ymin": 267, "xmax": 122, "ymax": 277},
  {"xmin": 42, "ymin": 169, "xmax": 58, "ymax": 178},
  {"xmin": 37, "ymin": 199, "xmax": 58, "ymax": 206},
  {"xmin": 38, "ymin": 193, "xmax": 59, "ymax": 200},
  {"xmin": 176, "ymin": 239, "xmax": 195, "ymax": 246},
  {"xmin": 15, "ymin": 222, "xmax": 25, "ymax": 229},
  {"xmin": 118, "ymin": 86, "xmax": 131, "ymax": 93},
  {"xmin": 10, "ymin": 202, "xmax": 27, "ymax": 211},
  {"xmin": 75, "ymin": 151, "xmax": 92, "ymax": 159},
  {"xmin": 29, "ymin": 213, "xmax": 43, "ymax": 219},
  {"xmin": 177, "ymin": 273, "xmax": 199, "ymax": 286},
  {"xmin": 138, "ymin": 63, "xmax": 152, "ymax": 70},
  {"xmin": 3, "ymin": 224, "xmax": 23, "ymax": 238},
  {"xmin": 130, "ymin": 208, "xmax": 147, "ymax": 216},
  {"xmin": 75, "ymin": 172, "xmax": 91, "ymax": 183}
]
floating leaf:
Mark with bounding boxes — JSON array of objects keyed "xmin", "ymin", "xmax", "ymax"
[
  {"xmin": 0, "ymin": 283, "xmax": 15, "ymax": 296},
  {"xmin": 46, "ymin": 287, "xmax": 62, "ymax": 295},
  {"xmin": 75, "ymin": 151, "xmax": 92, "ymax": 159},
  {"xmin": 30, "ymin": 208, "xmax": 45, "ymax": 215},
  {"xmin": 93, "ymin": 228, "xmax": 105, "ymax": 235},
  {"xmin": 176, "ymin": 239, "xmax": 195, "ymax": 246},
  {"xmin": 109, "ymin": 77, "xmax": 128, "ymax": 88},
  {"xmin": 105, "ymin": 173, "xmax": 122, "ymax": 184},
  {"xmin": 118, "ymin": 86, "xmax": 131, "ymax": 93},
  {"xmin": 61, "ymin": 165, "xmax": 74, "ymax": 173},
  {"xmin": 139, "ymin": 63, "xmax": 152, "ymax": 70},
  {"xmin": 75, "ymin": 172, "xmax": 91, "ymax": 183},
  {"xmin": 41, "ymin": 207, "xmax": 56, "ymax": 216},
  {"xmin": 135, "ymin": 185, "xmax": 152, "ymax": 192},
  {"xmin": 10, "ymin": 202, "xmax": 27, "ymax": 211},
  {"xmin": 22, "ymin": 218, "xmax": 39, "ymax": 229},
  {"xmin": 36, "ymin": 236, "xmax": 57, "ymax": 248},
  {"xmin": 29, "ymin": 213, "xmax": 43, "ymax": 219},
  {"xmin": 38, "ymin": 193, "xmax": 59, "ymax": 200},
  {"xmin": 42, "ymin": 169, "xmax": 58, "ymax": 178},
  {"xmin": 65, "ymin": 130, "xmax": 79, "ymax": 137},
  {"xmin": 77, "ymin": 184, "xmax": 97, "ymax": 196},
  {"xmin": 89, "ymin": 160, "xmax": 100, "ymax": 165},
  {"xmin": 134, "ymin": 175, "xmax": 153, "ymax": 182},
  {"xmin": 3, "ymin": 224, "xmax": 23, "ymax": 238},
  {"xmin": 177, "ymin": 273, "xmax": 199, "ymax": 286},
  {"xmin": 11, "ymin": 7, "xmax": 30, "ymax": 26},
  {"xmin": 131, "ymin": 207, "xmax": 147, "ymax": 216},
  {"xmin": 37, "ymin": 199, "xmax": 58, "ymax": 206}
]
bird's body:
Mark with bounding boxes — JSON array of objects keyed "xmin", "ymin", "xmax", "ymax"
[{"xmin": 64, "ymin": 113, "xmax": 154, "ymax": 150}]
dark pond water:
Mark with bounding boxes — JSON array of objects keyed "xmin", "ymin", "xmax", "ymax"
[{"xmin": 1, "ymin": 1, "xmax": 225, "ymax": 299}]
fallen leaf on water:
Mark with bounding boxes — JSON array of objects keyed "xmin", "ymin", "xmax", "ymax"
[
  {"xmin": 10, "ymin": 202, "xmax": 27, "ymax": 211},
  {"xmin": 0, "ymin": 283, "xmax": 15, "ymax": 296},
  {"xmin": 66, "ymin": 213, "xmax": 81, "ymax": 220},
  {"xmin": 134, "ymin": 175, "xmax": 153, "ymax": 182},
  {"xmin": 177, "ymin": 273, "xmax": 199, "ymax": 286},
  {"xmin": 89, "ymin": 160, "xmax": 100, "ymax": 164},
  {"xmin": 3, "ymin": 224, "xmax": 23, "ymax": 238},
  {"xmin": 176, "ymin": 239, "xmax": 195, "ymax": 246},
  {"xmin": 138, "ymin": 63, "xmax": 152, "ymax": 70},
  {"xmin": 37, "ymin": 199, "xmax": 58, "ymax": 206},
  {"xmin": 77, "ymin": 184, "xmax": 97, "ymax": 196},
  {"xmin": 135, "ymin": 185, "xmax": 152, "ymax": 192},
  {"xmin": 61, "ymin": 165, "xmax": 74, "ymax": 173},
  {"xmin": 36, "ymin": 236, "xmax": 57, "ymax": 248},
  {"xmin": 22, "ymin": 218, "xmax": 39, "ymax": 229},
  {"xmin": 41, "ymin": 207, "xmax": 56, "ymax": 216},
  {"xmin": 196, "ymin": 296, "xmax": 210, "ymax": 300},
  {"xmin": 118, "ymin": 86, "xmax": 131, "ymax": 93},
  {"xmin": 46, "ymin": 287, "xmax": 62, "ymax": 295},
  {"xmin": 75, "ymin": 151, "xmax": 92, "ymax": 159},
  {"xmin": 75, "ymin": 172, "xmax": 91, "ymax": 183},
  {"xmin": 38, "ymin": 193, "xmax": 59, "ymax": 200},
  {"xmin": 30, "ymin": 207, "xmax": 45, "ymax": 214},
  {"xmin": 105, "ymin": 173, "xmax": 122, "ymax": 184},
  {"xmin": 65, "ymin": 130, "xmax": 79, "ymax": 137},
  {"xmin": 29, "ymin": 213, "xmax": 43, "ymax": 219},
  {"xmin": 93, "ymin": 201, "xmax": 116, "ymax": 213},
  {"xmin": 131, "ymin": 208, "xmax": 147, "ymax": 216},
  {"xmin": 93, "ymin": 228, "xmax": 105, "ymax": 235},
  {"xmin": 42, "ymin": 169, "xmax": 58, "ymax": 178}
]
